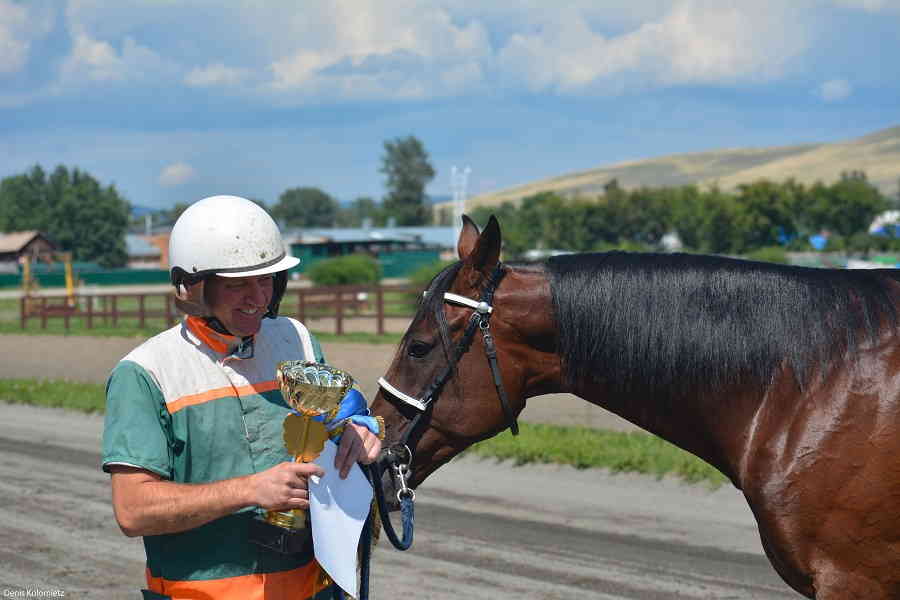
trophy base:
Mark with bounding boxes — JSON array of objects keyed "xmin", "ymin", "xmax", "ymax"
[{"xmin": 248, "ymin": 515, "xmax": 313, "ymax": 556}]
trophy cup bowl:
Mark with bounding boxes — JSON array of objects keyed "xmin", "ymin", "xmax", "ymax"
[
  {"xmin": 278, "ymin": 360, "xmax": 354, "ymax": 418},
  {"xmin": 263, "ymin": 361, "xmax": 355, "ymax": 533}
]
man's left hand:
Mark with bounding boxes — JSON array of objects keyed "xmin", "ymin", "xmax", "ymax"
[{"xmin": 334, "ymin": 422, "xmax": 382, "ymax": 479}]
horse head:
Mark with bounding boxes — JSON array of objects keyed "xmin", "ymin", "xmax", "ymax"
[{"xmin": 370, "ymin": 215, "xmax": 559, "ymax": 498}]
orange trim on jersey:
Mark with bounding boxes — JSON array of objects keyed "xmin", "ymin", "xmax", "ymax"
[
  {"xmin": 186, "ymin": 315, "xmax": 238, "ymax": 353},
  {"xmin": 146, "ymin": 560, "xmax": 329, "ymax": 599},
  {"xmin": 167, "ymin": 380, "xmax": 280, "ymax": 414}
]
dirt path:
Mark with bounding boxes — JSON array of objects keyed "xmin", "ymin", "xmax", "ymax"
[
  {"xmin": 0, "ymin": 403, "xmax": 797, "ymax": 599},
  {"xmin": 0, "ymin": 333, "xmax": 638, "ymax": 431}
]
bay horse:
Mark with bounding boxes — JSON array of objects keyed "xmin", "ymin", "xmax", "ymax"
[{"xmin": 370, "ymin": 215, "xmax": 900, "ymax": 599}]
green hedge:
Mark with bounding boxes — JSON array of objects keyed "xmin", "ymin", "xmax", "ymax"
[{"xmin": 306, "ymin": 254, "xmax": 382, "ymax": 286}]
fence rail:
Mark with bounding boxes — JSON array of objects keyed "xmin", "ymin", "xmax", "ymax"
[{"xmin": 18, "ymin": 284, "xmax": 420, "ymax": 335}]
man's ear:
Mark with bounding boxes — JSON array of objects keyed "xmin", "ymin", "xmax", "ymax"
[{"xmin": 173, "ymin": 280, "xmax": 209, "ymax": 316}]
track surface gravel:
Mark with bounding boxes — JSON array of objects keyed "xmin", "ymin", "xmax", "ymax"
[{"xmin": 0, "ymin": 334, "xmax": 799, "ymax": 598}]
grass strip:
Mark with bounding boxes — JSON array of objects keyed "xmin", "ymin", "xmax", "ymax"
[
  {"xmin": 468, "ymin": 422, "xmax": 728, "ymax": 488},
  {"xmin": 0, "ymin": 378, "xmax": 106, "ymax": 413},
  {"xmin": 0, "ymin": 320, "xmax": 402, "ymax": 344},
  {"xmin": 0, "ymin": 377, "xmax": 726, "ymax": 487}
]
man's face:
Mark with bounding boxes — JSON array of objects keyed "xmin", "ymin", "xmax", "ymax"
[{"xmin": 205, "ymin": 274, "xmax": 275, "ymax": 337}]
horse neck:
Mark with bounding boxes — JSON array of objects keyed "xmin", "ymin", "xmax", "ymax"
[
  {"xmin": 510, "ymin": 263, "xmax": 765, "ymax": 485},
  {"xmin": 573, "ymin": 378, "xmax": 766, "ymax": 485}
]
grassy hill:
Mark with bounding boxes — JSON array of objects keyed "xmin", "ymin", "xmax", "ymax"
[{"xmin": 458, "ymin": 125, "xmax": 900, "ymax": 210}]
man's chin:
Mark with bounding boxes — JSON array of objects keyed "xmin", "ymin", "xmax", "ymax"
[{"xmin": 230, "ymin": 314, "xmax": 264, "ymax": 337}]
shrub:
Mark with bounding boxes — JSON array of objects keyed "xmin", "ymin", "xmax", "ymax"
[
  {"xmin": 306, "ymin": 254, "xmax": 382, "ymax": 286},
  {"xmin": 404, "ymin": 259, "xmax": 455, "ymax": 310},
  {"xmin": 745, "ymin": 246, "xmax": 789, "ymax": 264}
]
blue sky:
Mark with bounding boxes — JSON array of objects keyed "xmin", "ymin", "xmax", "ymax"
[{"xmin": 2, "ymin": 0, "xmax": 899, "ymax": 210}]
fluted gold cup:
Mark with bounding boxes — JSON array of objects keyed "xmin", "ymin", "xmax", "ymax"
[{"xmin": 265, "ymin": 361, "xmax": 354, "ymax": 530}]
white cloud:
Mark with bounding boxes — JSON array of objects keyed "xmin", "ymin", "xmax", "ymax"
[
  {"xmin": 0, "ymin": 0, "xmax": 53, "ymax": 76},
  {"xmin": 497, "ymin": 1, "xmax": 809, "ymax": 93},
  {"xmin": 11, "ymin": 1, "xmax": 841, "ymax": 104},
  {"xmin": 59, "ymin": 32, "xmax": 174, "ymax": 85},
  {"xmin": 263, "ymin": 1, "xmax": 492, "ymax": 99},
  {"xmin": 159, "ymin": 162, "xmax": 196, "ymax": 186},
  {"xmin": 184, "ymin": 63, "xmax": 249, "ymax": 87},
  {"xmin": 818, "ymin": 78, "xmax": 853, "ymax": 101}
]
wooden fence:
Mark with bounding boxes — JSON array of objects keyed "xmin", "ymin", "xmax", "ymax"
[{"xmin": 18, "ymin": 284, "xmax": 419, "ymax": 335}]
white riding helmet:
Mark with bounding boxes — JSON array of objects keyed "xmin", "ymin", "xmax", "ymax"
[{"xmin": 169, "ymin": 195, "xmax": 299, "ymax": 317}]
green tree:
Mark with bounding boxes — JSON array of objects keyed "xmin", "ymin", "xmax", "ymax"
[
  {"xmin": 336, "ymin": 196, "xmax": 380, "ymax": 227},
  {"xmin": 380, "ymin": 135, "xmax": 435, "ymax": 226},
  {"xmin": 0, "ymin": 164, "xmax": 129, "ymax": 267},
  {"xmin": 0, "ymin": 165, "xmax": 52, "ymax": 231},
  {"xmin": 727, "ymin": 179, "xmax": 804, "ymax": 253},
  {"xmin": 804, "ymin": 173, "xmax": 887, "ymax": 239},
  {"xmin": 272, "ymin": 187, "xmax": 338, "ymax": 228}
]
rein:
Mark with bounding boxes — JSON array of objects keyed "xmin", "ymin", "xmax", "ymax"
[{"xmin": 371, "ymin": 263, "xmax": 518, "ymax": 553}]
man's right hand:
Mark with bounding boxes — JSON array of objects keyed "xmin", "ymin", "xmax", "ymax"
[{"xmin": 251, "ymin": 462, "xmax": 326, "ymax": 511}]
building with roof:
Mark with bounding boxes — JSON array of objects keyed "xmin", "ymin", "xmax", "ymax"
[
  {"xmin": 284, "ymin": 225, "xmax": 456, "ymax": 277},
  {"xmin": 126, "ymin": 234, "xmax": 164, "ymax": 269},
  {"xmin": 0, "ymin": 231, "xmax": 58, "ymax": 274}
]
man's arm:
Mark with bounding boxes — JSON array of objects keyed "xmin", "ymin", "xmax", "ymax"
[
  {"xmin": 109, "ymin": 461, "xmax": 324, "ymax": 537},
  {"xmin": 109, "ymin": 424, "xmax": 380, "ymax": 538}
]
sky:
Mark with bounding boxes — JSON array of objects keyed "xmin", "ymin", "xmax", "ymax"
[{"xmin": 2, "ymin": 0, "xmax": 899, "ymax": 211}]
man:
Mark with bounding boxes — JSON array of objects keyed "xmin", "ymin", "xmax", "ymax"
[{"xmin": 103, "ymin": 195, "xmax": 382, "ymax": 599}]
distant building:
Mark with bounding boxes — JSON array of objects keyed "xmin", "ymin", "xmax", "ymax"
[
  {"xmin": 126, "ymin": 234, "xmax": 163, "ymax": 269},
  {"xmin": 0, "ymin": 230, "xmax": 57, "ymax": 274},
  {"xmin": 284, "ymin": 225, "xmax": 457, "ymax": 278}
]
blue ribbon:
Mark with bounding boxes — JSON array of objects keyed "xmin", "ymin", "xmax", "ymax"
[{"xmin": 299, "ymin": 389, "xmax": 380, "ymax": 443}]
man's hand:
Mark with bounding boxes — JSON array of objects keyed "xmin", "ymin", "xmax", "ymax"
[
  {"xmin": 334, "ymin": 423, "xmax": 382, "ymax": 479},
  {"xmin": 251, "ymin": 461, "xmax": 325, "ymax": 511}
]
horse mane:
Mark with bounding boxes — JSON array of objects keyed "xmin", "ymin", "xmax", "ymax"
[{"xmin": 547, "ymin": 252, "xmax": 900, "ymax": 399}]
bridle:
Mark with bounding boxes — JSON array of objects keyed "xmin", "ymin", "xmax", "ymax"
[{"xmin": 369, "ymin": 263, "xmax": 519, "ymax": 552}]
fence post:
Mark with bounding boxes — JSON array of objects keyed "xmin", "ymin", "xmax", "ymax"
[
  {"xmin": 85, "ymin": 294, "xmax": 97, "ymax": 329},
  {"xmin": 335, "ymin": 289, "xmax": 344, "ymax": 335},
  {"xmin": 20, "ymin": 296, "xmax": 26, "ymax": 330},
  {"xmin": 138, "ymin": 294, "xmax": 146, "ymax": 329},
  {"xmin": 40, "ymin": 297, "xmax": 47, "ymax": 329},
  {"xmin": 64, "ymin": 304, "xmax": 71, "ymax": 331},
  {"xmin": 298, "ymin": 289, "xmax": 306, "ymax": 324},
  {"xmin": 112, "ymin": 296, "xmax": 118, "ymax": 327},
  {"xmin": 165, "ymin": 293, "xmax": 173, "ymax": 326},
  {"xmin": 376, "ymin": 286, "xmax": 385, "ymax": 335}
]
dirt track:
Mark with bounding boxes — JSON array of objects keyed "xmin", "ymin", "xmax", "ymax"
[
  {"xmin": 0, "ymin": 333, "xmax": 801, "ymax": 598},
  {"xmin": 0, "ymin": 403, "xmax": 797, "ymax": 599}
]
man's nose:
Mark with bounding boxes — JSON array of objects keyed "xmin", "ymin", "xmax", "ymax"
[{"xmin": 246, "ymin": 280, "xmax": 268, "ymax": 305}]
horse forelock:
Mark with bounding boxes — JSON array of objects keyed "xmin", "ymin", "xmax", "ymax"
[
  {"xmin": 404, "ymin": 261, "xmax": 464, "ymax": 353},
  {"xmin": 547, "ymin": 252, "xmax": 900, "ymax": 400}
]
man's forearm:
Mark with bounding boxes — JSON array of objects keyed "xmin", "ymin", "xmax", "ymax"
[{"xmin": 114, "ymin": 473, "xmax": 256, "ymax": 537}]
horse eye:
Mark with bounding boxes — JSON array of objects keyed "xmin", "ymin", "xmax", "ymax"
[{"xmin": 407, "ymin": 340, "xmax": 433, "ymax": 359}]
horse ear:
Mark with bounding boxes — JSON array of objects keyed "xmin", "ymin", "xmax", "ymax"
[
  {"xmin": 462, "ymin": 215, "xmax": 501, "ymax": 276},
  {"xmin": 457, "ymin": 214, "xmax": 480, "ymax": 260}
]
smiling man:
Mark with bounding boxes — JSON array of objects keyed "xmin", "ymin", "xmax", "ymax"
[{"xmin": 102, "ymin": 195, "xmax": 382, "ymax": 599}]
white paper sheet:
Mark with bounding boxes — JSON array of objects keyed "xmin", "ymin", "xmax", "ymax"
[{"xmin": 309, "ymin": 440, "xmax": 373, "ymax": 598}]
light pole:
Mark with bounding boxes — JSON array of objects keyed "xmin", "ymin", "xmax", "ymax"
[{"xmin": 451, "ymin": 165, "xmax": 471, "ymax": 242}]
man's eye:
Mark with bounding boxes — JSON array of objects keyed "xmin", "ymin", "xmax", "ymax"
[{"xmin": 407, "ymin": 340, "xmax": 432, "ymax": 358}]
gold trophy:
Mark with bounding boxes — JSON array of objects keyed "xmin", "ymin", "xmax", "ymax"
[
  {"xmin": 250, "ymin": 361, "xmax": 354, "ymax": 554},
  {"xmin": 265, "ymin": 360, "xmax": 354, "ymax": 530}
]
